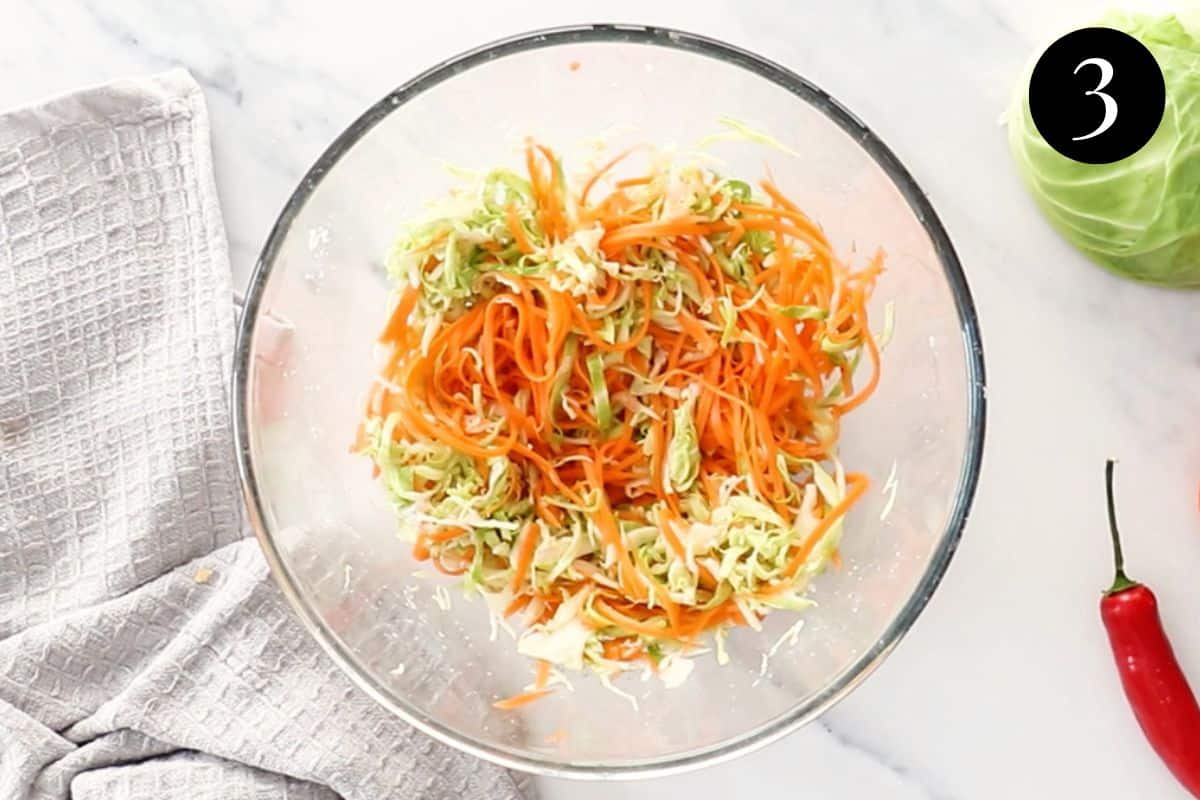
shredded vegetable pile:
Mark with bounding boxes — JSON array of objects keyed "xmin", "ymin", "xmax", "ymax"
[{"xmin": 357, "ymin": 141, "xmax": 883, "ymax": 706}]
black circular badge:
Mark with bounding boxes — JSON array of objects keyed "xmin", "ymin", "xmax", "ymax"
[{"xmin": 1028, "ymin": 27, "xmax": 1165, "ymax": 164}]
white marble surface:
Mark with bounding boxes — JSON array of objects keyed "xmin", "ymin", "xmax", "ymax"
[{"xmin": 3, "ymin": 0, "xmax": 1197, "ymax": 797}]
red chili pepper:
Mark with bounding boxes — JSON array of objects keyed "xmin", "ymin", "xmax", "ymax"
[{"xmin": 1102, "ymin": 460, "xmax": 1200, "ymax": 797}]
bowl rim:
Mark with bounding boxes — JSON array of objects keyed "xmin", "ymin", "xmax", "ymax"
[{"xmin": 231, "ymin": 22, "xmax": 987, "ymax": 780}]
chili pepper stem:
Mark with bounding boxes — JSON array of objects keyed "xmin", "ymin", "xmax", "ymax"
[{"xmin": 1105, "ymin": 459, "xmax": 1139, "ymax": 595}]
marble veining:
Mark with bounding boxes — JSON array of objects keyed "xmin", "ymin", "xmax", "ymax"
[{"xmin": 1, "ymin": 1, "xmax": 1194, "ymax": 798}]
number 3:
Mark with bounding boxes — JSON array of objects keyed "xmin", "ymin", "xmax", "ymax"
[{"xmin": 1072, "ymin": 57, "xmax": 1117, "ymax": 141}]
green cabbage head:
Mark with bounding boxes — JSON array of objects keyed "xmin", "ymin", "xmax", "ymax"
[{"xmin": 1008, "ymin": 10, "xmax": 1200, "ymax": 286}]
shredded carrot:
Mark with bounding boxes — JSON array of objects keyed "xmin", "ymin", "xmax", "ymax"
[
  {"xmin": 509, "ymin": 522, "xmax": 541, "ymax": 592},
  {"xmin": 503, "ymin": 593, "xmax": 533, "ymax": 618},
  {"xmin": 533, "ymin": 659, "xmax": 552, "ymax": 689},
  {"xmin": 594, "ymin": 596, "xmax": 673, "ymax": 638},
  {"xmin": 492, "ymin": 689, "xmax": 551, "ymax": 710},
  {"xmin": 378, "ymin": 285, "xmax": 420, "ymax": 344},
  {"xmin": 506, "ymin": 203, "xmax": 535, "ymax": 254},
  {"xmin": 778, "ymin": 473, "xmax": 870, "ymax": 581}
]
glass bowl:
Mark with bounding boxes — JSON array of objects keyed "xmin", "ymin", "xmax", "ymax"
[{"xmin": 232, "ymin": 24, "xmax": 986, "ymax": 779}]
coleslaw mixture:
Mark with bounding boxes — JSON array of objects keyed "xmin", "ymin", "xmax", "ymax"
[{"xmin": 357, "ymin": 140, "xmax": 882, "ymax": 705}]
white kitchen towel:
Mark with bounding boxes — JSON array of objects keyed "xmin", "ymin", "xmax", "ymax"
[{"xmin": 0, "ymin": 70, "xmax": 527, "ymax": 800}]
